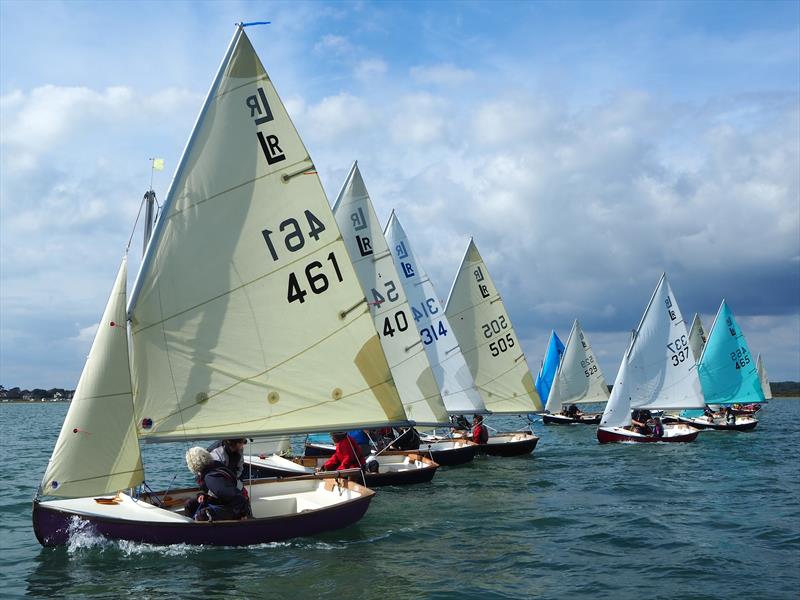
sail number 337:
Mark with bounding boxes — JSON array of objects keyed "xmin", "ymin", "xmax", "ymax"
[
  {"xmin": 261, "ymin": 210, "xmax": 344, "ymax": 304},
  {"xmin": 667, "ymin": 335, "xmax": 690, "ymax": 366}
]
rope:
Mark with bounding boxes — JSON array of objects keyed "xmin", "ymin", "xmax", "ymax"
[{"xmin": 125, "ymin": 193, "xmax": 147, "ymax": 251}]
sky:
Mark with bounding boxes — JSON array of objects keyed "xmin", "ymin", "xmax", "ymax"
[{"xmin": 1, "ymin": 0, "xmax": 798, "ymax": 389}]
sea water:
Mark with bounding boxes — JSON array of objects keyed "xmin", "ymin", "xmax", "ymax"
[{"xmin": 1, "ymin": 400, "xmax": 798, "ymax": 599}]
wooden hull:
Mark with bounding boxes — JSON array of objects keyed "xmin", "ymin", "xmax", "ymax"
[
  {"xmin": 478, "ymin": 432, "xmax": 539, "ymax": 456},
  {"xmin": 542, "ymin": 413, "xmax": 601, "ymax": 425},
  {"xmin": 678, "ymin": 416, "xmax": 759, "ymax": 431},
  {"xmin": 33, "ymin": 477, "xmax": 374, "ymax": 547},
  {"xmin": 246, "ymin": 454, "xmax": 439, "ymax": 487},
  {"xmin": 383, "ymin": 440, "xmax": 478, "ymax": 467},
  {"xmin": 597, "ymin": 425, "xmax": 700, "ymax": 444}
]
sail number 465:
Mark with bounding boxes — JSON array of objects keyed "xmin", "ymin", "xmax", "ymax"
[{"xmin": 730, "ymin": 348, "xmax": 751, "ymax": 369}]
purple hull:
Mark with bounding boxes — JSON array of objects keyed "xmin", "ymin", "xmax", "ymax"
[{"xmin": 33, "ymin": 491, "xmax": 373, "ymax": 548}]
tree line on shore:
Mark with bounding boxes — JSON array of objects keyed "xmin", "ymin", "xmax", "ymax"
[
  {"xmin": 2, "ymin": 382, "xmax": 799, "ymax": 403},
  {"xmin": 0, "ymin": 386, "xmax": 74, "ymax": 401}
]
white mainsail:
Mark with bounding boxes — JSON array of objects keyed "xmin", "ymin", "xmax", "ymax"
[
  {"xmin": 41, "ymin": 258, "xmax": 144, "ymax": 497},
  {"xmin": 545, "ymin": 319, "xmax": 609, "ymax": 413},
  {"xmin": 600, "ymin": 274, "xmax": 704, "ymax": 428},
  {"xmin": 127, "ymin": 29, "xmax": 408, "ymax": 441},
  {"xmin": 757, "ymin": 354, "xmax": 773, "ymax": 400},
  {"xmin": 332, "ymin": 163, "xmax": 449, "ymax": 426},
  {"xmin": 384, "ymin": 212, "xmax": 487, "ymax": 415},
  {"xmin": 444, "ymin": 239, "xmax": 542, "ymax": 413},
  {"xmin": 688, "ymin": 313, "xmax": 707, "ymax": 362}
]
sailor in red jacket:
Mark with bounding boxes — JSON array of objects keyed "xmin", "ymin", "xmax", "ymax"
[
  {"xmin": 319, "ymin": 432, "xmax": 365, "ymax": 471},
  {"xmin": 472, "ymin": 414, "xmax": 489, "ymax": 445}
]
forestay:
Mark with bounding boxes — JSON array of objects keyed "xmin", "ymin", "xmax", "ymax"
[
  {"xmin": 332, "ymin": 163, "xmax": 449, "ymax": 426},
  {"xmin": 536, "ymin": 330, "xmax": 564, "ymax": 408},
  {"xmin": 545, "ymin": 319, "xmax": 609, "ymax": 413},
  {"xmin": 128, "ymin": 30, "xmax": 408, "ymax": 441},
  {"xmin": 688, "ymin": 313, "xmax": 707, "ymax": 362},
  {"xmin": 600, "ymin": 274, "xmax": 704, "ymax": 428},
  {"xmin": 757, "ymin": 354, "xmax": 773, "ymax": 401},
  {"xmin": 384, "ymin": 213, "xmax": 487, "ymax": 415},
  {"xmin": 444, "ymin": 239, "xmax": 542, "ymax": 414},
  {"xmin": 697, "ymin": 300, "xmax": 765, "ymax": 405},
  {"xmin": 41, "ymin": 258, "xmax": 144, "ymax": 497}
]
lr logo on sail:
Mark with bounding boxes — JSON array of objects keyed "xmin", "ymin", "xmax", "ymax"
[{"xmin": 245, "ymin": 87, "xmax": 286, "ymax": 165}]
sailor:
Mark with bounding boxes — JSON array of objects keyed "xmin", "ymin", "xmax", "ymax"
[
  {"xmin": 207, "ymin": 438, "xmax": 246, "ymax": 480},
  {"xmin": 184, "ymin": 447, "xmax": 251, "ymax": 522},
  {"xmin": 472, "ymin": 414, "xmax": 489, "ymax": 444},
  {"xmin": 725, "ymin": 406, "xmax": 736, "ymax": 425},
  {"xmin": 348, "ymin": 429, "xmax": 373, "ymax": 457},
  {"xmin": 318, "ymin": 432, "xmax": 365, "ymax": 472}
]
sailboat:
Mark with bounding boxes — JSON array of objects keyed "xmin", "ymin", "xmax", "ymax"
[
  {"xmin": 675, "ymin": 300, "xmax": 762, "ymax": 431},
  {"xmin": 542, "ymin": 320, "xmax": 609, "ymax": 425},
  {"xmin": 597, "ymin": 274, "xmax": 705, "ymax": 444},
  {"xmin": 757, "ymin": 354, "xmax": 773, "ymax": 402},
  {"xmin": 535, "ymin": 330, "xmax": 564, "ymax": 406},
  {"xmin": 246, "ymin": 162, "xmax": 463, "ymax": 477},
  {"xmin": 444, "ymin": 239, "xmax": 543, "ymax": 456},
  {"xmin": 383, "ymin": 213, "xmax": 489, "ymax": 419},
  {"xmin": 688, "ymin": 313, "xmax": 708, "ymax": 362},
  {"xmin": 33, "ymin": 25, "xmax": 413, "ymax": 547}
]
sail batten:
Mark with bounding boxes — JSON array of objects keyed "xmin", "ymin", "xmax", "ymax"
[
  {"xmin": 128, "ymin": 30, "xmax": 408, "ymax": 440},
  {"xmin": 444, "ymin": 239, "xmax": 542, "ymax": 414}
]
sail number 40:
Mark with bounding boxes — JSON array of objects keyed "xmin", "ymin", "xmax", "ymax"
[{"xmin": 667, "ymin": 335, "xmax": 690, "ymax": 366}]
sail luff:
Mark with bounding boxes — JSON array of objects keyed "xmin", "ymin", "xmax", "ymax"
[{"xmin": 129, "ymin": 27, "xmax": 243, "ymax": 316}]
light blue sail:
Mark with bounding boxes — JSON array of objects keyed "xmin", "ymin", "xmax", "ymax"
[
  {"xmin": 697, "ymin": 300, "xmax": 765, "ymax": 405},
  {"xmin": 535, "ymin": 330, "xmax": 565, "ymax": 405}
]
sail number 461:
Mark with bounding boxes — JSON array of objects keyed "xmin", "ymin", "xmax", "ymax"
[{"xmin": 261, "ymin": 210, "xmax": 345, "ymax": 304}]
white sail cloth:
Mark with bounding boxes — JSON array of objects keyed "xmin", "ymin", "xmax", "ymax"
[
  {"xmin": 545, "ymin": 319, "xmax": 609, "ymax": 413},
  {"xmin": 688, "ymin": 313, "xmax": 707, "ymax": 363},
  {"xmin": 444, "ymin": 239, "xmax": 542, "ymax": 413},
  {"xmin": 601, "ymin": 274, "xmax": 705, "ymax": 428},
  {"xmin": 757, "ymin": 354, "xmax": 773, "ymax": 400},
  {"xmin": 127, "ymin": 30, "xmax": 408, "ymax": 441},
  {"xmin": 332, "ymin": 163, "xmax": 449, "ymax": 426},
  {"xmin": 384, "ymin": 213, "xmax": 487, "ymax": 415},
  {"xmin": 42, "ymin": 258, "xmax": 144, "ymax": 497}
]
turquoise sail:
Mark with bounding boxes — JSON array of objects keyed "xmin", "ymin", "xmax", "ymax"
[
  {"xmin": 535, "ymin": 330, "xmax": 565, "ymax": 406},
  {"xmin": 697, "ymin": 300, "xmax": 765, "ymax": 405}
]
